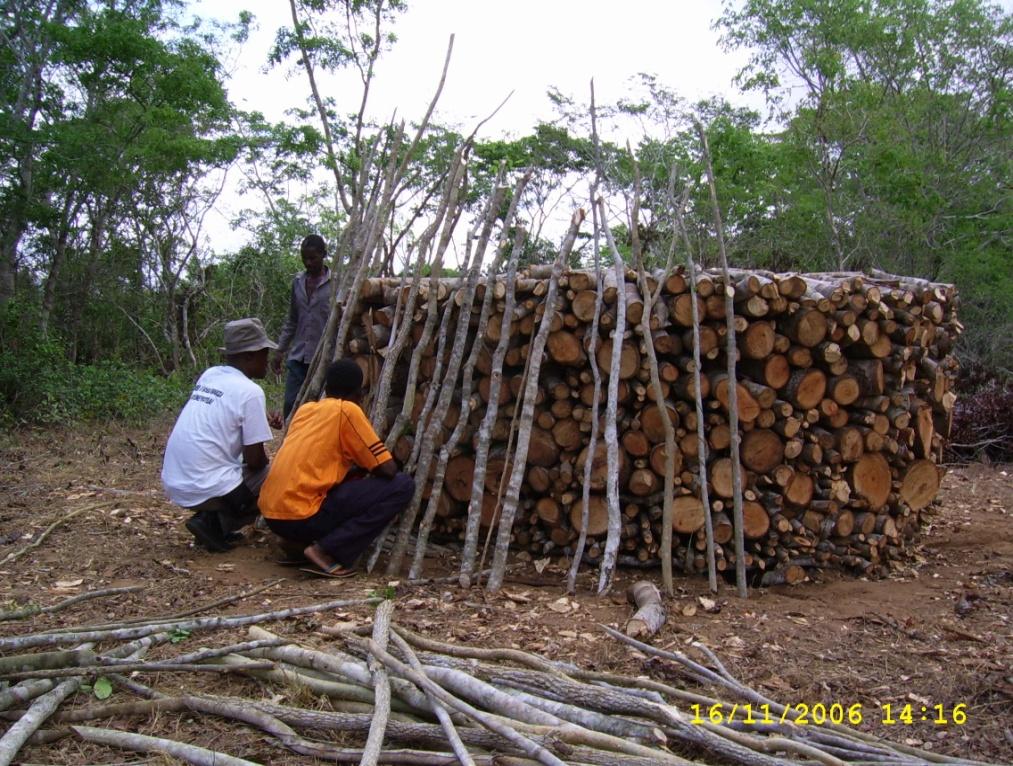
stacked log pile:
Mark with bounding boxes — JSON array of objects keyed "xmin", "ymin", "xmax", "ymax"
[{"xmin": 348, "ymin": 267, "xmax": 959, "ymax": 583}]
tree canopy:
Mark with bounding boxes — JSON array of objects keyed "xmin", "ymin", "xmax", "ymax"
[{"xmin": 1, "ymin": 0, "xmax": 1009, "ymax": 424}]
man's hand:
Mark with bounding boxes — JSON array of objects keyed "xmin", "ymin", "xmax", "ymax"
[
  {"xmin": 267, "ymin": 410, "xmax": 283, "ymax": 429},
  {"xmin": 270, "ymin": 354, "xmax": 284, "ymax": 375}
]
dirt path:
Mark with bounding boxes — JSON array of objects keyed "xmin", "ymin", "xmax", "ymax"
[{"xmin": 1, "ymin": 422, "xmax": 1010, "ymax": 762}]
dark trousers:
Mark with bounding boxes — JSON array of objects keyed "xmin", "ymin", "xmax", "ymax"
[
  {"xmin": 283, "ymin": 359, "xmax": 310, "ymax": 419},
  {"xmin": 266, "ymin": 472, "xmax": 414, "ymax": 567},
  {"xmin": 188, "ymin": 465, "xmax": 269, "ymax": 535}
]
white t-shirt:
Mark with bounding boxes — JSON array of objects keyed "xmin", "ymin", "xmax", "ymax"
[{"xmin": 161, "ymin": 366, "xmax": 273, "ymax": 507}]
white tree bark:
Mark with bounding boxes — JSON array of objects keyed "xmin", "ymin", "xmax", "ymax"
[
  {"xmin": 695, "ymin": 120, "xmax": 747, "ymax": 598},
  {"xmin": 0, "ymin": 598, "xmax": 375, "ymax": 653},
  {"xmin": 389, "ymin": 632, "xmax": 476, "ymax": 766},
  {"xmin": 459, "ymin": 223, "xmax": 528, "ymax": 586},
  {"xmin": 409, "ymin": 171, "xmax": 519, "ymax": 580},
  {"xmin": 360, "ymin": 600, "xmax": 394, "ymax": 766},
  {"xmin": 0, "ymin": 677, "xmax": 81, "ymax": 765},
  {"xmin": 627, "ymin": 170, "xmax": 678, "ymax": 596},
  {"xmin": 597, "ymin": 199, "xmax": 627, "ymax": 596},
  {"xmin": 567, "ymin": 191, "xmax": 604, "ymax": 595},
  {"xmin": 385, "ymin": 149, "xmax": 469, "ymax": 446},
  {"xmin": 487, "ymin": 209, "xmax": 585, "ymax": 593},
  {"xmin": 72, "ymin": 725, "xmax": 258, "ymax": 766},
  {"xmin": 671, "ymin": 184, "xmax": 718, "ymax": 593}
]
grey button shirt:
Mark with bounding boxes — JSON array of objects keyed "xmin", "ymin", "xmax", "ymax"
[{"xmin": 277, "ymin": 270, "xmax": 332, "ymax": 364}]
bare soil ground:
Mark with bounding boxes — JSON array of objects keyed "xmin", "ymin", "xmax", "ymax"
[{"xmin": 1, "ymin": 420, "xmax": 1011, "ymax": 764}]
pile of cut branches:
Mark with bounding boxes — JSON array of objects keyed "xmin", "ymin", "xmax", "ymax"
[{"xmin": 0, "ymin": 596, "xmax": 997, "ymax": 766}]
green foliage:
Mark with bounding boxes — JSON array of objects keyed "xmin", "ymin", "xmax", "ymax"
[
  {"xmin": 92, "ymin": 677, "xmax": 113, "ymax": 700},
  {"xmin": 419, "ymin": 264, "xmax": 461, "ymax": 278},
  {"xmin": 0, "ymin": 300, "xmax": 188, "ymax": 426},
  {"xmin": 710, "ymin": 0, "xmax": 1012, "ymax": 370},
  {"xmin": 1, "ymin": 0, "xmax": 1007, "ymax": 391},
  {"xmin": 169, "ymin": 628, "xmax": 192, "ymax": 644}
]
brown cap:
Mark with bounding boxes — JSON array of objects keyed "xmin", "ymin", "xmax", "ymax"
[{"xmin": 219, "ymin": 318, "xmax": 278, "ymax": 355}]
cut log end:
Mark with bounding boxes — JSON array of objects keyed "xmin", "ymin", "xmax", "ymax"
[{"xmin": 900, "ymin": 459, "xmax": 941, "ymax": 511}]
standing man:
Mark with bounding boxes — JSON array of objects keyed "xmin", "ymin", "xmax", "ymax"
[
  {"xmin": 258, "ymin": 359, "xmax": 414, "ymax": 576},
  {"xmin": 273, "ymin": 234, "xmax": 332, "ymax": 419},
  {"xmin": 162, "ymin": 318, "xmax": 282, "ymax": 552}
]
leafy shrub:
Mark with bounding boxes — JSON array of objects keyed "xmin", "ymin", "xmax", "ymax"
[{"xmin": 0, "ymin": 301, "xmax": 190, "ymax": 426}]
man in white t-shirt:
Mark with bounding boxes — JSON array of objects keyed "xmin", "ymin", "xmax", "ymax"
[{"xmin": 162, "ymin": 318, "xmax": 282, "ymax": 552}]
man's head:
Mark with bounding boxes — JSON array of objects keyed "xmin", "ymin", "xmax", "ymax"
[
  {"xmin": 221, "ymin": 318, "xmax": 277, "ymax": 379},
  {"xmin": 325, "ymin": 359, "xmax": 365, "ymax": 401},
  {"xmin": 301, "ymin": 234, "xmax": 327, "ymax": 276}
]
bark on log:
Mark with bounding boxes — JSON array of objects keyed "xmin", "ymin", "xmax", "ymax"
[{"xmin": 625, "ymin": 582, "xmax": 666, "ymax": 639}]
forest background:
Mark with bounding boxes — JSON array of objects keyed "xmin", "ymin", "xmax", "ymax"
[{"xmin": 1, "ymin": 0, "xmax": 1009, "ymax": 441}]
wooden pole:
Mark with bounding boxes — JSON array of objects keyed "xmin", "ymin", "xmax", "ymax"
[
  {"xmin": 487, "ymin": 209, "xmax": 586, "ymax": 593},
  {"xmin": 695, "ymin": 119, "xmax": 747, "ymax": 599}
]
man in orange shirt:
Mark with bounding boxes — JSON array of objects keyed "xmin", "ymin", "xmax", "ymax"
[{"xmin": 258, "ymin": 359, "xmax": 414, "ymax": 576}]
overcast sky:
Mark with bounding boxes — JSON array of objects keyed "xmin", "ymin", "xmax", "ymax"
[
  {"xmin": 194, "ymin": 0, "xmax": 1012, "ymax": 251},
  {"xmin": 210, "ymin": 1, "xmax": 754, "ymax": 136},
  {"xmin": 194, "ymin": 0, "xmax": 762, "ymax": 249}
]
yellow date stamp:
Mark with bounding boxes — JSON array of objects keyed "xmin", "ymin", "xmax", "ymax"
[{"xmin": 689, "ymin": 703, "xmax": 969, "ymax": 727}]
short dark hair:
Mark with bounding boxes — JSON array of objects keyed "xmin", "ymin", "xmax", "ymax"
[
  {"xmin": 325, "ymin": 359, "xmax": 364, "ymax": 398},
  {"xmin": 301, "ymin": 234, "xmax": 326, "ymax": 254}
]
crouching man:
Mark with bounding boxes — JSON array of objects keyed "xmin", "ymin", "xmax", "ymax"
[
  {"xmin": 161, "ymin": 318, "xmax": 282, "ymax": 552},
  {"xmin": 258, "ymin": 359, "xmax": 414, "ymax": 576}
]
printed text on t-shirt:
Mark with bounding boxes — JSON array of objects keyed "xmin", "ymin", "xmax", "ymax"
[{"xmin": 190, "ymin": 384, "xmax": 224, "ymax": 405}]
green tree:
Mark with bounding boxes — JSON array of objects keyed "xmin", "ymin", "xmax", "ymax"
[
  {"xmin": 718, "ymin": 0, "xmax": 1012, "ymax": 369},
  {"xmin": 2, "ymin": 0, "xmax": 241, "ymax": 369}
]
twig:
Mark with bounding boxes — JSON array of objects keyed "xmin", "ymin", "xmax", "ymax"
[
  {"xmin": 392, "ymin": 625, "xmax": 573, "ymax": 678},
  {"xmin": 49, "ymin": 697, "xmax": 185, "ymax": 723},
  {"xmin": 0, "ymin": 597, "xmax": 379, "ymax": 652},
  {"xmin": 5, "ymin": 661, "xmax": 274, "ymax": 680},
  {"xmin": 0, "ymin": 505, "xmax": 105, "ymax": 567},
  {"xmin": 173, "ymin": 637, "xmax": 289, "ymax": 664},
  {"xmin": 390, "ymin": 631, "xmax": 476, "ymax": 766},
  {"xmin": 189, "ymin": 695, "xmax": 510, "ymax": 765},
  {"xmin": 361, "ymin": 600, "xmax": 395, "ymax": 766},
  {"xmin": 153, "ymin": 558, "xmax": 190, "ymax": 576},
  {"xmin": 71, "ymin": 725, "xmax": 258, "ymax": 766},
  {"xmin": 0, "ymin": 585, "xmax": 143, "ymax": 622},
  {"xmin": 941, "ymin": 623, "xmax": 985, "ymax": 643},
  {"xmin": 219, "ymin": 654, "xmax": 400, "ymax": 710},
  {"xmin": 80, "ymin": 484, "xmax": 161, "ymax": 497},
  {"xmin": 401, "ymin": 569, "xmax": 495, "ymax": 587},
  {"xmin": 0, "ymin": 677, "xmax": 83, "ymax": 766},
  {"xmin": 106, "ymin": 673, "xmax": 165, "ymax": 699},
  {"xmin": 45, "ymin": 579, "xmax": 284, "ymax": 634},
  {"xmin": 352, "ymin": 636, "xmax": 567, "ymax": 766}
]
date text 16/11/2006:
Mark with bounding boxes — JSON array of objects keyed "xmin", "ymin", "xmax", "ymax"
[{"xmin": 689, "ymin": 703, "xmax": 969, "ymax": 727}]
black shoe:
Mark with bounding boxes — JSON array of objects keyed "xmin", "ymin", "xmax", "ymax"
[
  {"xmin": 224, "ymin": 530, "xmax": 245, "ymax": 545},
  {"xmin": 186, "ymin": 511, "xmax": 232, "ymax": 552}
]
